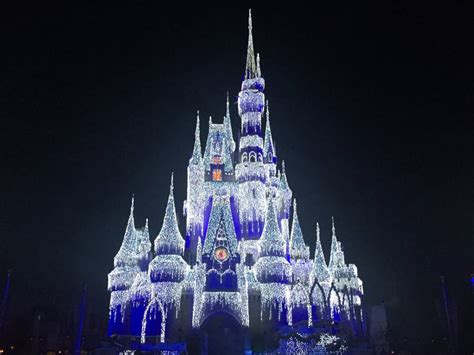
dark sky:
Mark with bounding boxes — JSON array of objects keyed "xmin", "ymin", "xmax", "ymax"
[{"xmin": 1, "ymin": 2, "xmax": 473, "ymax": 341}]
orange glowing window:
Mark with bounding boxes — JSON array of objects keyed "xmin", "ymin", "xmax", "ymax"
[
  {"xmin": 212, "ymin": 156, "xmax": 222, "ymax": 164},
  {"xmin": 212, "ymin": 169, "xmax": 222, "ymax": 181}
]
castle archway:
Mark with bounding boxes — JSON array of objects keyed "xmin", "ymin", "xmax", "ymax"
[{"xmin": 200, "ymin": 311, "xmax": 244, "ymax": 355}]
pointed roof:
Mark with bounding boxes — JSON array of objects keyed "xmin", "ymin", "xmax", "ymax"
[
  {"xmin": 244, "ymin": 9, "xmax": 257, "ymax": 80},
  {"xmin": 260, "ymin": 198, "xmax": 286, "ymax": 257},
  {"xmin": 280, "ymin": 161, "xmax": 291, "ymax": 193},
  {"xmin": 223, "ymin": 92, "xmax": 236, "ymax": 153},
  {"xmin": 263, "ymin": 100, "xmax": 276, "ymax": 162},
  {"xmin": 290, "ymin": 199, "xmax": 310, "ymax": 260},
  {"xmin": 114, "ymin": 196, "xmax": 138, "ymax": 266},
  {"xmin": 189, "ymin": 111, "xmax": 203, "ymax": 166},
  {"xmin": 313, "ymin": 222, "xmax": 331, "ymax": 282},
  {"xmin": 203, "ymin": 195, "xmax": 239, "ymax": 256},
  {"xmin": 154, "ymin": 173, "xmax": 185, "ymax": 255},
  {"xmin": 328, "ymin": 217, "xmax": 345, "ymax": 270}
]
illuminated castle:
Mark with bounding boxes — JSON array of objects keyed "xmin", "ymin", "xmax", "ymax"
[{"xmin": 107, "ymin": 10, "xmax": 364, "ymax": 352}]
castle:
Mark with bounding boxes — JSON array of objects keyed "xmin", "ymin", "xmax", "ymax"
[{"xmin": 107, "ymin": 11, "xmax": 364, "ymax": 353}]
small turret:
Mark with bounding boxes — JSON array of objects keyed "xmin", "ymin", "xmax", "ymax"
[
  {"xmin": 154, "ymin": 174, "xmax": 185, "ymax": 255},
  {"xmin": 223, "ymin": 92, "xmax": 236, "ymax": 153},
  {"xmin": 328, "ymin": 217, "xmax": 345, "ymax": 270},
  {"xmin": 259, "ymin": 198, "xmax": 286, "ymax": 257},
  {"xmin": 289, "ymin": 199, "xmax": 310, "ymax": 261},
  {"xmin": 149, "ymin": 174, "xmax": 189, "ymax": 284},
  {"xmin": 113, "ymin": 196, "xmax": 137, "ymax": 267},
  {"xmin": 189, "ymin": 111, "xmax": 203, "ymax": 166},
  {"xmin": 280, "ymin": 161, "xmax": 290, "ymax": 192},
  {"xmin": 313, "ymin": 222, "xmax": 331, "ymax": 282},
  {"xmin": 263, "ymin": 101, "xmax": 276, "ymax": 164}
]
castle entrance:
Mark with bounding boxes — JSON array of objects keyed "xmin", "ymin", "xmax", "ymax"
[{"xmin": 200, "ymin": 312, "xmax": 244, "ymax": 355}]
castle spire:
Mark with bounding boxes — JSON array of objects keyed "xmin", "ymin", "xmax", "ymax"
[
  {"xmin": 263, "ymin": 100, "xmax": 276, "ymax": 162},
  {"xmin": 114, "ymin": 195, "xmax": 137, "ymax": 266},
  {"xmin": 154, "ymin": 173, "xmax": 185, "ymax": 255},
  {"xmin": 280, "ymin": 161, "xmax": 290, "ymax": 191},
  {"xmin": 313, "ymin": 222, "xmax": 330, "ymax": 281},
  {"xmin": 290, "ymin": 199, "xmax": 309, "ymax": 260},
  {"xmin": 328, "ymin": 216, "xmax": 344, "ymax": 269},
  {"xmin": 189, "ymin": 111, "xmax": 203, "ymax": 166},
  {"xmin": 260, "ymin": 198, "xmax": 286, "ymax": 257},
  {"xmin": 224, "ymin": 93, "xmax": 236, "ymax": 153},
  {"xmin": 245, "ymin": 9, "xmax": 257, "ymax": 80}
]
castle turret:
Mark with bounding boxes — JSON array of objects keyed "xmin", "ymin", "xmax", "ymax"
[
  {"xmin": 107, "ymin": 197, "xmax": 141, "ymax": 335},
  {"xmin": 254, "ymin": 197, "xmax": 292, "ymax": 324},
  {"xmin": 149, "ymin": 174, "xmax": 188, "ymax": 280},
  {"xmin": 289, "ymin": 200, "xmax": 310, "ymax": 261},
  {"xmin": 236, "ymin": 10, "xmax": 267, "ymax": 240},
  {"xmin": 289, "ymin": 200, "xmax": 312, "ymax": 285},
  {"xmin": 263, "ymin": 101, "xmax": 276, "ymax": 165},
  {"xmin": 328, "ymin": 217, "xmax": 345, "ymax": 271},
  {"xmin": 144, "ymin": 174, "xmax": 189, "ymax": 343},
  {"xmin": 312, "ymin": 223, "xmax": 331, "ymax": 283},
  {"xmin": 185, "ymin": 112, "xmax": 205, "ymax": 261}
]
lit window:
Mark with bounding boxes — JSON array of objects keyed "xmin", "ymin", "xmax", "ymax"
[{"xmin": 212, "ymin": 169, "xmax": 222, "ymax": 181}]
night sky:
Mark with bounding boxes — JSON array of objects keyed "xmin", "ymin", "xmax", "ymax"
[{"xmin": 1, "ymin": 2, "xmax": 473, "ymax": 343}]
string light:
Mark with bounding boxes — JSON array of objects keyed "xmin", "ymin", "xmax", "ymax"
[{"xmin": 107, "ymin": 10, "xmax": 364, "ymax": 351}]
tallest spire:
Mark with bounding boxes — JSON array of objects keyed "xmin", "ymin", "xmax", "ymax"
[{"xmin": 245, "ymin": 9, "xmax": 257, "ymax": 80}]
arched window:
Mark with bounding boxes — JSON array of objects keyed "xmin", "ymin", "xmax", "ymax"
[
  {"xmin": 241, "ymin": 152, "xmax": 248, "ymax": 163},
  {"xmin": 258, "ymin": 153, "xmax": 263, "ymax": 162},
  {"xmin": 268, "ymin": 152, "xmax": 273, "ymax": 163},
  {"xmin": 249, "ymin": 152, "xmax": 256, "ymax": 162}
]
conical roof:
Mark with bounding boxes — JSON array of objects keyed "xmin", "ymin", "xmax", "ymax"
[
  {"xmin": 289, "ymin": 199, "xmax": 309, "ymax": 260},
  {"xmin": 313, "ymin": 222, "xmax": 331, "ymax": 282},
  {"xmin": 154, "ymin": 174, "xmax": 185, "ymax": 255},
  {"xmin": 260, "ymin": 198, "xmax": 286, "ymax": 257}
]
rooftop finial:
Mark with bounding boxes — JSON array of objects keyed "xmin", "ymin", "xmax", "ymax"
[
  {"xmin": 226, "ymin": 91, "xmax": 230, "ymax": 118},
  {"xmin": 195, "ymin": 110, "xmax": 200, "ymax": 137},
  {"xmin": 316, "ymin": 222, "xmax": 320, "ymax": 241},
  {"xmin": 131, "ymin": 194, "xmax": 135, "ymax": 212},
  {"xmin": 332, "ymin": 216, "xmax": 336, "ymax": 236},
  {"xmin": 248, "ymin": 9, "xmax": 252, "ymax": 31},
  {"xmin": 282, "ymin": 160, "xmax": 286, "ymax": 174},
  {"xmin": 245, "ymin": 9, "xmax": 257, "ymax": 80},
  {"xmin": 209, "ymin": 115, "xmax": 212, "ymax": 125},
  {"xmin": 170, "ymin": 173, "xmax": 174, "ymax": 194},
  {"xmin": 266, "ymin": 100, "xmax": 270, "ymax": 120}
]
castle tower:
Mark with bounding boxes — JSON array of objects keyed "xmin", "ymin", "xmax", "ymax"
[
  {"xmin": 310, "ymin": 222, "xmax": 332, "ymax": 321},
  {"xmin": 254, "ymin": 197, "xmax": 292, "ymax": 325},
  {"xmin": 289, "ymin": 200, "xmax": 311, "ymax": 285},
  {"xmin": 144, "ymin": 174, "xmax": 189, "ymax": 343},
  {"xmin": 236, "ymin": 10, "xmax": 267, "ymax": 240},
  {"xmin": 107, "ymin": 197, "xmax": 141, "ymax": 336},
  {"xmin": 185, "ymin": 112, "xmax": 205, "ymax": 263}
]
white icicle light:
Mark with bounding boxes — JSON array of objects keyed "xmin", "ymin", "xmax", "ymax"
[{"xmin": 107, "ymin": 10, "xmax": 364, "ymax": 346}]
